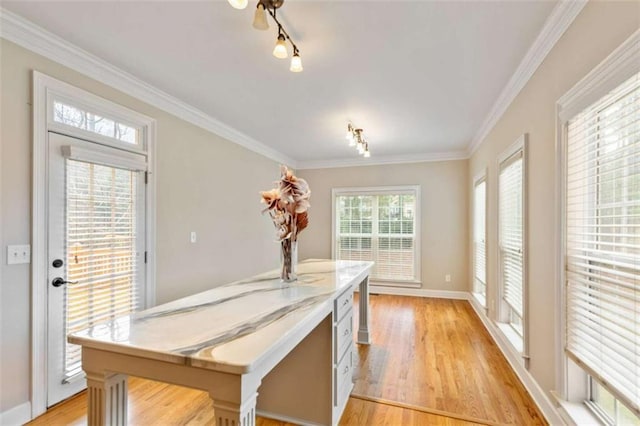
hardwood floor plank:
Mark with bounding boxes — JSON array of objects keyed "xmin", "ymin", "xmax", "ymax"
[
  {"xmin": 350, "ymin": 393, "xmax": 495, "ymax": 426},
  {"xmin": 352, "ymin": 294, "xmax": 546, "ymax": 425},
  {"xmin": 29, "ymin": 294, "xmax": 546, "ymax": 425}
]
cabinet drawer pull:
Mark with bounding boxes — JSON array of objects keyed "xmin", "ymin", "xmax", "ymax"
[
  {"xmin": 342, "ymin": 297, "xmax": 350, "ymax": 307},
  {"xmin": 343, "ymin": 365, "xmax": 350, "ymax": 375},
  {"xmin": 343, "ymin": 328, "xmax": 350, "ymax": 337}
]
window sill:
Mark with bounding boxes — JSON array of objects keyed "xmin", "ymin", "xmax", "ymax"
[
  {"xmin": 496, "ymin": 322, "xmax": 523, "ymax": 354},
  {"xmin": 552, "ymin": 392, "xmax": 605, "ymax": 426},
  {"xmin": 370, "ymin": 279, "xmax": 421, "ymax": 289}
]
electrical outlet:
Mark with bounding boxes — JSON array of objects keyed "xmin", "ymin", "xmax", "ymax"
[
  {"xmin": 445, "ymin": 274, "xmax": 451, "ymax": 283},
  {"xmin": 190, "ymin": 232, "xmax": 197, "ymax": 243},
  {"xmin": 7, "ymin": 245, "xmax": 31, "ymax": 265}
]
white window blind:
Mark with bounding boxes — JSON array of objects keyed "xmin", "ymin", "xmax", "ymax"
[
  {"xmin": 336, "ymin": 195, "xmax": 374, "ymax": 263},
  {"xmin": 474, "ymin": 179, "xmax": 487, "ymax": 299},
  {"xmin": 335, "ymin": 189, "xmax": 418, "ymax": 282},
  {"xmin": 565, "ymin": 71, "xmax": 640, "ymax": 416},
  {"xmin": 499, "ymin": 152, "xmax": 524, "ymax": 318},
  {"xmin": 63, "ymin": 160, "xmax": 142, "ymax": 381}
]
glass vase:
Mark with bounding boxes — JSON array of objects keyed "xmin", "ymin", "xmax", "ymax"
[{"xmin": 280, "ymin": 239, "xmax": 298, "ymax": 283}]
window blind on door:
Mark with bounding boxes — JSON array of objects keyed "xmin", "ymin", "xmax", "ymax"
[
  {"xmin": 63, "ymin": 159, "xmax": 142, "ymax": 381},
  {"xmin": 474, "ymin": 180, "xmax": 487, "ymax": 297},
  {"xmin": 565, "ymin": 71, "xmax": 640, "ymax": 415},
  {"xmin": 499, "ymin": 152, "xmax": 524, "ymax": 317}
]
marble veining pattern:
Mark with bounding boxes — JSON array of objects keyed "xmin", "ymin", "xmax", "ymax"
[
  {"xmin": 68, "ymin": 259, "xmax": 373, "ymax": 372},
  {"xmin": 173, "ymin": 293, "xmax": 330, "ymax": 356}
]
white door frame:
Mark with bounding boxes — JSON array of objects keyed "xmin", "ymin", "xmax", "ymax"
[{"xmin": 31, "ymin": 71, "xmax": 157, "ymax": 418}]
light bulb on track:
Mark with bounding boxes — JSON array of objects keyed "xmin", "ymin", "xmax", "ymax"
[
  {"xmin": 228, "ymin": 0, "xmax": 248, "ymax": 10},
  {"xmin": 252, "ymin": 3, "xmax": 269, "ymax": 30},
  {"xmin": 273, "ymin": 34, "xmax": 288, "ymax": 59}
]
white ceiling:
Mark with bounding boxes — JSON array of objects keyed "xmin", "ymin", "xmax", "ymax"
[{"xmin": 3, "ymin": 0, "xmax": 557, "ymax": 164}]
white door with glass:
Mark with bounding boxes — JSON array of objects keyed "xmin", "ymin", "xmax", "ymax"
[{"xmin": 46, "ymin": 131, "xmax": 147, "ymax": 405}]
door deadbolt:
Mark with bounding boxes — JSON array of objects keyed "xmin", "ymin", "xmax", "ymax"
[{"xmin": 52, "ymin": 259, "xmax": 63, "ymax": 268}]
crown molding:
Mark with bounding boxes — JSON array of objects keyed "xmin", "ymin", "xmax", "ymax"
[
  {"xmin": 557, "ymin": 28, "xmax": 640, "ymax": 122},
  {"xmin": 466, "ymin": 0, "xmax": 588, "ymax": 156},
  {"xmin": 296, "ymin": 150, "xmax": 468, "ymax": 170},
  {"xmin": 0, "ymin": 7, "xmax": 296, "ymax": 167}
]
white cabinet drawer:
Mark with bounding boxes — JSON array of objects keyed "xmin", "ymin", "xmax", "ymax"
[
  {"xmin": 335, "ymin": 311, "xmax": 353, "ymax": 360},
  {"xmin": 334, "ymin": 347, "xmax": 353, "ymax": 407},
  {"xmin": 334, "ymin": 288, "xmax": 353, "ymax": 323}
]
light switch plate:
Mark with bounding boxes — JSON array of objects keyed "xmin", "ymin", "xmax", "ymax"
[{"xmin": 7, "ymin": 245, "xmax": 31, "ymax": 265}]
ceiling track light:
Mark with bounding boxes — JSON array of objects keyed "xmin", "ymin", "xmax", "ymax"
[
  {"xmin": 273, "ymin": 32, "xmax": 288, "ymax": 59},
  {"xmin": 290, "ymin": 48, "xmax": 303, "ymax": 72},
  {"xmin": 345, "ymin": 123, "xmax": 371, "ymax": 158},
  {"xmin": 252, "ymin": 3, "xmax": 269, "ymax": 30},
  {"xmin": 228, "ymin": 0, "xmax": 249, "ymax": 10},
  {"xmin": 229, "ymin": 0, "xmax": 303, "ymax": 72}
]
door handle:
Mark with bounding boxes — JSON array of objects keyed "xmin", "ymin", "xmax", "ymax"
[{"xmin": 52, "ymin": 277, "xmax": 77, "ymax": 287}]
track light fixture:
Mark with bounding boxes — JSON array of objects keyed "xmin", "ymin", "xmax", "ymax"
[
  {"xmin": 252, "ymin": 3, "xmax": 269, "ymax": 30},
  {"xmin": 290, "ymin": 49, "xmax": 303, "ymax": 72},
  {"xmin": 273, "ymin": 32, "xmax": 288, "ymax": 59},
  {"xmin": 228, "ymin": 0, "xmax": 249, "ymax": 10},
  {"xmin": 228, "ymin": 0, "xmax": 303, "ymax": 72},
  {"xmin": 345, "ymin": 123, "xmax": 371, "ymax": 158}
]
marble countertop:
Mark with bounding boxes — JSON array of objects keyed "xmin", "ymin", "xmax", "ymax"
[{"xmin": 68, "ymin": 259, "xmax": 373, "ymax": 374}]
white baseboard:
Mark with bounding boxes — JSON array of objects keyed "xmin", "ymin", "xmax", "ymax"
[
  {"xmin": 0, "ymin": 401, "xmax": 32, "ymax": 426},
  {"xmin": 369, "ymin": 285, "xmax": 468, "ymax": 300},
  {"xmin": 467, "ymin": 296, "xmax": 565, "ymax": 425}
]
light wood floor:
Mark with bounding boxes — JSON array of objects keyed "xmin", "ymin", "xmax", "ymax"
[
  {"xmin": 352, "ymin": 295, "xmax": 545, "ymax": 425},
  {"xmin": 28, "ymin": 295, "xmax": 546, "ymax": 425}
]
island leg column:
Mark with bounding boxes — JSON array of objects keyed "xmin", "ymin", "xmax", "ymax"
[
  {"xmin": 85, "ymin": 371, "xmax": 128, "ymax": 426},
  {"xmin": 211, "ymin": 393, "xmax": 258, "ymax": 426},
  {"xmin": 357, "ymin": 275, "xmax": 371, "ymax": 344}
]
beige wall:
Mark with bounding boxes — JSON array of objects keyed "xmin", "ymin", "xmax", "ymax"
[
  {"xmin": 468, "ymin": 1, "xmax": 639, "ymax": 397},
  {"xmin": 0, "ymin": 39, "xmax": 282, "ymax": 412},
  {"xmin": 298, "ymin": 160, "xmax": 469, "ymax": 292}
]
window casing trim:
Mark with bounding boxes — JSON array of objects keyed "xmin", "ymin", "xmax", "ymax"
[{"xmin": 331, "ymin": 185, "xmax": 421, "ymax": 285}]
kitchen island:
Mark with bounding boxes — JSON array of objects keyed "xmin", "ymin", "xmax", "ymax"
[{"xmin": 69, "ymin": 259, "xmax": 373, "ymax": 426}]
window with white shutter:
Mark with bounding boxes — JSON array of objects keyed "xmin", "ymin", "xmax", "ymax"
[
  {"xmin": 334, "ymin": 186, "xmax": 420, "ymax": 285},
  {"xmin": 474, "ymin": 178, "xmax": 487, "ymax": 304},
  {"xmin": 565, "ymin": 71, "xmax": 639, "ymax": 420},
  {"xmin": 498, "ymin": 137, "xmax": 527, "ymax": 351}
]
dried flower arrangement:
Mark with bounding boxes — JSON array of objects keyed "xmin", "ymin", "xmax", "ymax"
[{"xmin": 260, "ymin": 165, "xmax": 311, "ymax": 281}]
